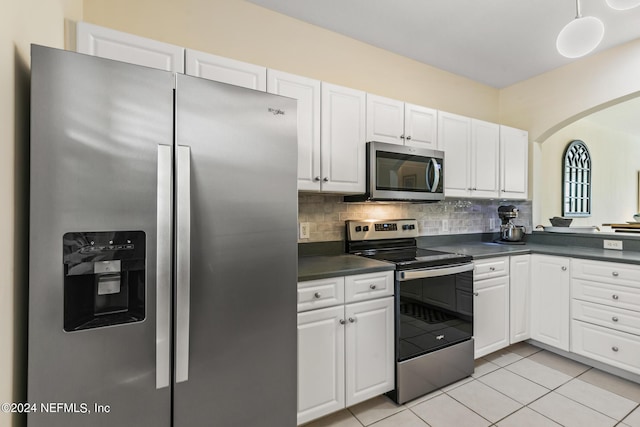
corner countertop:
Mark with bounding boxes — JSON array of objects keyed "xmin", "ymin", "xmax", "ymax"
[
  {"xmin": 298, "ymin": 254, "xmax": 395, "ymax": 282},
  {"xmin": 424, "ymin": 241, "xmax": 640, "ymax": 264}
]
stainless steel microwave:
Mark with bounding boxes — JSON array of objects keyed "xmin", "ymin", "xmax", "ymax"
[{"xmin": 345, "ymin": 141, "xmax": 445, "ymax": 202}]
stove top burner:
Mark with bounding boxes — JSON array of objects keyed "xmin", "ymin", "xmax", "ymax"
[{"xmin": 353, "ymin": 247, "xmax": 472, "ymax": 270}]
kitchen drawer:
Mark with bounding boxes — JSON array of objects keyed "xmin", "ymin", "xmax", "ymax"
[
  {"xmin": 473, "ymin": 257, "xmax": 509, "ymax": 280},
  {"xmin": 571, "ymin": 320, "xmax": 640, "ymax": 375},
  {"xmin": 298, "ymin": 277, "xmax": 345, "ymax": 312},
  {"xmin": 572, "ymin": 278, "xmax": 640, "ymax": 312},
  {"xmin": 572, "ymin": 299, "xmax": 640, "ymax": 336},
  {"xmin": 345, "ymin": 271, "xmax": 393, "ymax": 303},
  {"xmin": 571, "ymin": 258, "xmax": 640, "ymax": 286}
]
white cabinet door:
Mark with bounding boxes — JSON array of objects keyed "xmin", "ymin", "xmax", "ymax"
[
  {"xmin": 267, "ymin": 70, "xmax": 321, "ymax": 191},
  {"xmin": 366, "ymin": 94, "xmax": 404, "ymax": 145},
  {"xmin": 510, "ymin": 255, "xmax": 531, "ymax": 344},
  {"xmin": 321, "ymin": 83, "xmax": 366, "ymax": 194},
  {"xmin": 185, "ymin": 49, "xmax": 266, "ymax": 90},
  {"xmin": 530, "ymin": 255, "xmax": 570, "ymax": 351},
  {"xmin": 471, "ymin": 119, "xmax": 500, "ymax": 198},
  {"xmin": 297, "ymin": 305, "xmax": 345, "ymax": 425},
  {"xmin": 439, "ymin": 112, "xmax": 471, "ymax": 198},
  {"xmin": 500, "ymin": 125, "xmax": 528, "ymax": 199},
  {"xmin": 76, "ymin": 22, "xmax": 184, "ymax": 72},
  {"xmin": 474, "ymin": 275, "xmax": 509, "ymax": 358},
  {"xmin": 404, "ymin": 103, "xmax": 438, "ymax": 150},
  {"xmin": 344, "ymin": 297, "xmax": 394, "ymax": 407}
]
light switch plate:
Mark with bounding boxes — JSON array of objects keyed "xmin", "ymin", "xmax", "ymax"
[
  {"xmin": 299, "ymin": 222, "xmax": 310, "ymax": 239},
  {"xmin": 604, "ymin": 240, "xmax": 623, "ymax": 250},
  {"xmin": 442, "ymin": 219, "xmax": 449, "ymax": 232}
]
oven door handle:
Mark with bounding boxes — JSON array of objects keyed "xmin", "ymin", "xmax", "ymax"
[{"xmin": 397, "ymin": 262, "xmax": 473, "ymax": 281}]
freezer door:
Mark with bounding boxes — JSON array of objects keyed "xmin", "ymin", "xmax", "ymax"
[
  {"xmin": 173, "ymin": 74, "xmax": 298, "ymax": 426},
  {"xmin": 29, "ymin": 46, "xmax": 173, "ymax": 427}
]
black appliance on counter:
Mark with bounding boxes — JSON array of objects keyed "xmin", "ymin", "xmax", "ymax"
[{"xmin": 346, "ymin": 219, "xmax": 474, "ymax": 404}]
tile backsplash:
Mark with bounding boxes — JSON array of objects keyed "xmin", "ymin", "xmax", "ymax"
[{"xmin": 298, "ymin": 194, "xmax": 532, "ymax": 242}]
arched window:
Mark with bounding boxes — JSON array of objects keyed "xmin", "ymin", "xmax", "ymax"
[{"xmin": 563, "ymin": 140, "xmax": 591, "ymax": 217}]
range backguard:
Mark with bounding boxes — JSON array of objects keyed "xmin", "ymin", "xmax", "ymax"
[{"xmin": 63, "ymin": 231, "xmax": 146, "ymax": 332}]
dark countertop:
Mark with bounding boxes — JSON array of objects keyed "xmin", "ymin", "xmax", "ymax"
[
  {"xmin": 298, "ymin": 254, "xmax": 395, "ymax": 282},
  {"xmin": 424, "ymin": 241, "xmax": 640, "ymax": 264},
  {"xmin": 298, "ymin": 234, "xmax": 640, "ymax": 281}
]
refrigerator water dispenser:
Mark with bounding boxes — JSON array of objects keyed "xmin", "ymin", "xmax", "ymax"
[{"xmin": 63, "ymin": 231, "xmax": 146, "ymax": 332}]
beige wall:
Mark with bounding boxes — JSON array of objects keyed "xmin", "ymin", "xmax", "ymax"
[
  {"xmin": 539, "ymin": 120, "xmax": 640, "ymax": 228},
  {"xmin": 82, "ymin": 0, "xmax": 500, "ymax": 122},
  {"xmin": 1, "ymin": 1, "xmax": 83, "ymax": 425}
]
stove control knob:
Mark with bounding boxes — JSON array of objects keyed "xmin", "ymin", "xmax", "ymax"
[
  {"xmin": 409, "ymin": 225, "xmax": 415, "ymax": 230},
  {"xmin": 402, "ymin": 225, "xmax": 410, "ymax": 230},
  {"xmin": 355, "ymin": 226, "xmax": 362, "ymax": 232},
  {"xmin": 363, "ymin": 226, "xmax": 369, "ymax": 232}
]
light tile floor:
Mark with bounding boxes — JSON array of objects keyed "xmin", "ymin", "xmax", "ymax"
[{"xmin": 302, "ymin": 343, "xmax": 640, "ymax": 427}]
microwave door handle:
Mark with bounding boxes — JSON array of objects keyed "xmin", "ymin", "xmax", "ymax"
[
  {"xmin": 429, "ymin": 158, "xmax": 440, "ymax": 192},
  {"xmin": 425, "ymin": 160, "xmax": 432, "ymax": 191}
]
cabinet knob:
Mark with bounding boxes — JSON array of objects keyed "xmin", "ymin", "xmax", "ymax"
[
  {"xmin": 489, "ymin": 267, "xmax": 496, "ymax": 271},
  {"xmin": 339, "ymin": 319, "xmax": 346, "ymax": 325},
  {"xmin": 612, "ymin": 294, "xmax": 619, "ymax": 300},
  {"xmin": 473, "ymin": 292, "xmax": 479, "ymax": 296},
  {"xmin": 314, "ymin": 176, "xmax": 321, "ymax": 181},
  {"xmin": 348, "ymin": 317, "xmax": 356, "ymax": 323},
  {"xmin": 612, "ymin": 271, "xmax": 619, "ymax": 277},
  {"xmin": 561, "ymin": 266, "xmax": 567, "ymax": 271},
  {"xmin": 369, "ymin": 284, "xmax": 377, "ymax": 290},
  {"xmin": 406, "ymin": 136, "xmax": 412, "ymax": 140},
  {"xmin": 400, "ymin": 134, "xmax": 405, "ymax": 139},
  {"xmin": 323, "ymin": 177, "xmax": 329, "ymax": 182},
  {"xmin": 612, "ymin": 316, "xmax": 619, "ymax": 322},
  {"xmin": 612, "ymin": 346, "xmax": 619, "ymax": 352},
  {"xmin": 314, "ymin": 292, "xmax": 322, "ymax": 299}
]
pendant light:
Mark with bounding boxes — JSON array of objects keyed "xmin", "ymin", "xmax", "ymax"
[
  {"xmin": 605, "ymin": 0, "xmax": 640, "ymax": 10},
  {"xmin": 556, "ymin": 0, "xmax": 605, "ymax": 58}
]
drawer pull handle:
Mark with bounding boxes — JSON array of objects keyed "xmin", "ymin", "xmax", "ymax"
[
  {"xmin": 489, "ymin": 267, "xmax": 496, "ymax": 271},
  {"xmin": 339, "ymin": 319, "xmax": 346, "ymax": 325},
  {"xmin": 612, "ymin": 346, "xmax": 619, "ymax": 352},
  {"xmin": 348, "ymin": 317, "xmax": 356, "ymax": 323},
  {"xmin": 612, "ymin": 271, "xmax": 619, "ymax": 277},
  {"xmin": 369, "ymin": 284, "xmax": 377, "ymax": 290},
  {"xmin": 612, "ymin": 317, "xmax": 619, "ymax": 322},
  {"xmin": 561, "ymin": 266, "xmax": 567, "ymax": 271},
  {"xmin": 314, "ymin": 292, "xmax": 322, "ymax": 299},
  {"xmin": 612, "ymin": 294, "xmax": 619, "ymax": 300}
]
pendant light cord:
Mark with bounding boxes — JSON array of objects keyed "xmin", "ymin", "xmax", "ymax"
[{"xmin": 575, "ymin": 0, "xmax": 582, "ymax": 18}]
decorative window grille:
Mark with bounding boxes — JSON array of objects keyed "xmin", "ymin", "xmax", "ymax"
[{"xmin": 563, "ymin": 140, "xmax": 591, "ymax": 217}]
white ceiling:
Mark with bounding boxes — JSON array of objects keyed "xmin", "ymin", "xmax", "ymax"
[{"xmin": 247, "ymin": 0, "xmax": 640, "ymax": 89}]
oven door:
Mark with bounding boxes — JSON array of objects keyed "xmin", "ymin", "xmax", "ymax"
[
  {"xmin": 395, "ymin": 263, "xmax": 473, "ymax": 362},
  {"xmin": 368, "ymin": 141, "xmax": 444, "ymax": 202}
]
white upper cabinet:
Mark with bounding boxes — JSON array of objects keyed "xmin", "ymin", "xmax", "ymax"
[
  {"xmin": 366, "ymin": 94, "xmax": 438, "ymax": 149},
  {"xmin": 404, "ymin": 103, "xmax": 438, "ymax": 149},
  {"xmin": 185, "ymin": 49, "xmax": 266, "ymax": 91},
  {"xmin": 321, "ymin": 83, "xmax": 366, "ymax": 194},
  {"xmin": 470, "ymin": 119, "xmax": 500, "ymax": 198},
  {"xmin": 439, "ymin": 112, "xmax": 471, "ymax": 197},
  {"xmin": 500, "ymin": 125, "xmax": 529, "ymax": 199},
  {"xmin": 267, "ymin": 70, "xmax": 321, "ymax": 191},
  {"xmin": 76, "ymin": 22, "xmax": 185, "ymax": 72}
]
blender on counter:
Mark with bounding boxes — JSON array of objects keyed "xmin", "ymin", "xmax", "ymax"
[{"xmin": 497, "ymin": 205, "xmax": 526, "ymax": 244}]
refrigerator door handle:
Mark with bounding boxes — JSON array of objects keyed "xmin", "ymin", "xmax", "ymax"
[
  {"xmin": 156, "ymin": 144, "xmax": 172, "ymax": 389},
  {"xmin": 175, "ymin": 145, "xmax": 191, "ymax": 383}
]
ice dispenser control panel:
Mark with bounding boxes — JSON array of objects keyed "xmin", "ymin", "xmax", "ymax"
[{"xmin": 63, "ymin": 231, "xmax": 145, "ymax": 332}]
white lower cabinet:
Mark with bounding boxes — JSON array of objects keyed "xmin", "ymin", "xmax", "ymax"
[
  {"xmin": 509, "ymin": 255, "xmax": 531, "ymax": 343},
  {"xmin": 570, "ymin": 258, "xmax": 640, "ymax": 376},
  {"xmin": 530, "ymin": 255, "xmax": 570, "ymax": 351},
  {"xmin": 297, "ymin": 272, "xmax": 394, "ymax": 425},
  {"xmin": 473, "ymin": 257, "xmax": 509, "ymax": 358}
]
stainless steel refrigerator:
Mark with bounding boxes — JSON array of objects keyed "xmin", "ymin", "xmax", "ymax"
[{"xmin": 28, "ymin": 45, "xmax": 298, "ymax": 427}]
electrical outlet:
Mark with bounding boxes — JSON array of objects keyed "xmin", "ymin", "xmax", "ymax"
[
  {"xmin": 442, "ymin": 219, "xmax": 449, "ymax": 232},
  {"xmin": 604, "ymin": 240, "xmax": 623, "ymax": 250},
  {"xmin": 489, "ymin": 218, "xmax": 496, "ymax": 230},
  {"xmin": 299, "ymin": 222, "xmax": 310, "ymax": 239}
]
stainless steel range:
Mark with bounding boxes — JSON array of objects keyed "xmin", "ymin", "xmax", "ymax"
[{"xmin": 346, "ymin": 219, "xmax": 474, "ymax": 404}]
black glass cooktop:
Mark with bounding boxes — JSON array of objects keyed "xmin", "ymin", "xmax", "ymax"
[{"xmin": 354, "ymin": 247, "xmax": 471, "ymax": 270}]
